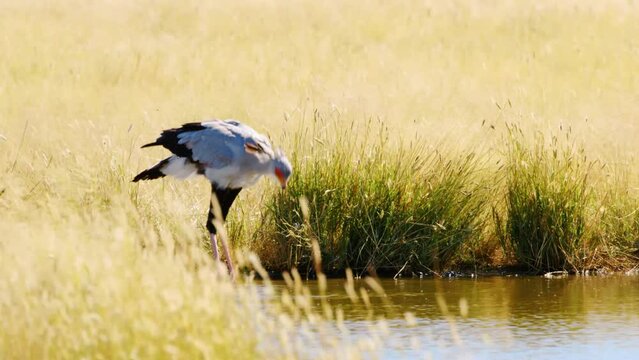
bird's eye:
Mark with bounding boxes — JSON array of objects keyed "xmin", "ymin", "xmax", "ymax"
[{"xmin": 245, "ymin": 142, "xmax": 263, "ymax": 153}]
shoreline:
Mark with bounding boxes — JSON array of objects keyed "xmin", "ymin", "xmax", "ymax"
[{"xmin": 262, "ymin": 264, "xmax": 639, "ymax": 281}]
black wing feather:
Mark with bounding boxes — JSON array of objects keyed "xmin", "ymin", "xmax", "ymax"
[
  {"xmin": 141, "ymin": 122, "xmax": 207, "ymax": 159},
  {"xmin": 132, "ymin": 157, "xmax": 170, "ymax": 182}
]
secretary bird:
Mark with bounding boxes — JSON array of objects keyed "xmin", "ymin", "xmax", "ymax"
[{"xmin": 133, "ymin": 120, "xmax": 292, "ymax": 276}]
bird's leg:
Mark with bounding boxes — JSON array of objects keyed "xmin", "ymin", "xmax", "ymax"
[
  {"xmin": 209, "ymin": 232, "xmax": 220, "ymax": 261},
  {"xmin": 209, "ymin": 185, "xmax": 242, "ymax": 277},
  {"xmin": 219, "ymin": 234, "xmax": 236, "ymax": 279},
  {"xmin": 207, "ymin": 204, "xmax": 221, "ymax": 262}
]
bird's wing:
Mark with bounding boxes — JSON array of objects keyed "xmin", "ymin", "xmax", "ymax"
[
  {"xmin": 142, "ymin": 119, "xmax": 274, "ymax": 176},
  {"xmin": 177, "ymin": 120, "xmax": 273, "ymax": 170},
  {"xmin": 176, "ymin": 122, "xmax": 239, "ymax": 169}
]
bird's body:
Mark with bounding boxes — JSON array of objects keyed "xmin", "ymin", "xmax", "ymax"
[
  {"xmin": 134, "ymin": 120, "xmax": 283, "ymax": 187},
  {"xmin": 134, "ymin": 119, "xmax": 292, "ymax": 275}
]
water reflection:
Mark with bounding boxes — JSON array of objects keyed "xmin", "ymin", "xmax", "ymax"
[{"xmin": 271, "ymin": 276, "xmax": 639, "ymax": 359}]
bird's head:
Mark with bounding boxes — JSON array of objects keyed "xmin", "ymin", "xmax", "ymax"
[{"xmin": 271, "ymin": 149, "xmax": 292, "ymax": 190}]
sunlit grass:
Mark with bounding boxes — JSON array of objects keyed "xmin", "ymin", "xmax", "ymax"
[
  {"xmin": 1, "ymin": 0, "xmax": 639, "ymax": 357},
  {"xmin": 0, "ymin": 166, "xmax": 389, "ymax": 358}
]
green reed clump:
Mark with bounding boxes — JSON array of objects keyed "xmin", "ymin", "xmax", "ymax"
[
  {"xmin": 592, "ymin": 175, "xmax": 639, "ymax": 267},
  {"xmin": 495, "ymin": 126, "xmax": 594, "ymax": 272},
  {"xmin": 599, "ymin": 205, "xmax": 639, "ymax": 266},
  {"xmin": 257, "ymin": 117, "xmax": 486, "ymax": 275}
]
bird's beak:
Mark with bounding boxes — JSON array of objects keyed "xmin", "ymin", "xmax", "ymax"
[
  {"xmin": 278, "ymin": 176, "xmax": 287, "ymax": 190},
  {"xmin": 275, "ymin": 168, "xmax": 287, "ymax": 190}
]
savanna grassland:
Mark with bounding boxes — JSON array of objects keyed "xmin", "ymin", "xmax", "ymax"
[{"xmin": 1, "ymin": 0, "xmax": 639, "ymax": 358}]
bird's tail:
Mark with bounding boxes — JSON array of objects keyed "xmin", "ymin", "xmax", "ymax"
[{"xmin": 132, "ymin": 157, "xmax": 170, "ymax": 182}]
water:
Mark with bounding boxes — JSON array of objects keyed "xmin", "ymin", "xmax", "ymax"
[{"xmin": 271, "ymin": 276, "xmax": 639, "ymax": 359}]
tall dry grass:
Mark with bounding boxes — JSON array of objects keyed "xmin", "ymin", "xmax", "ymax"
[{"xmin": 1, "ymin": 0, "xmax": 639, "ymax": 357}]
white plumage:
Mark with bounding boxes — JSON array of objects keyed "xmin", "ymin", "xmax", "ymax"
[{"xmin": 162, "ymin": 156, "xmax": 199, "ymax": 179}]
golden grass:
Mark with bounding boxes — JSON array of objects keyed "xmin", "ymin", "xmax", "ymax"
[{"xmin": 1, "ymin": 0, "xmax": 639, "ymax": 357}]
